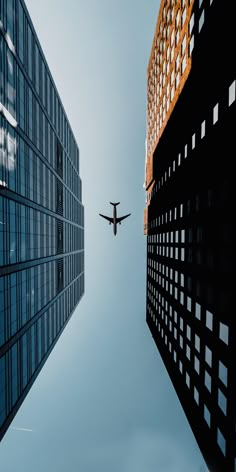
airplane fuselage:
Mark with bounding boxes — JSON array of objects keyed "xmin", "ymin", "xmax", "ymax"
[{"xmin": 113, "ymin": 205, "xmax": 117, "ymax": 235}]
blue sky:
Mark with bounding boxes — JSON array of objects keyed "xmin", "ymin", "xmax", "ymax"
[{"xmin": 0, "ymin": 1, "xmax": 207, "ymax": 470}]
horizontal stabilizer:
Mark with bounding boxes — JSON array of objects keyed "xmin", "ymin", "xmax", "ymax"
[{"xmin": 110, "ymin": 202, "xmax": 120, "ymax": 206}]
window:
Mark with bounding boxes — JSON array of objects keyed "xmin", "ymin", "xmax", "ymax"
[
  {"xmin": 179, "ymin": 360, "xmax": 183, "ymax": 373},
  {"xmin": 206, "ymin": 310, "xmax": 213, "ymax": 330},
  {"xmin": 205, "ymin": 371, "xmax": 211, "ymax": 392},
  {"xmin": 218, "ymin": 389, "xmax": 227, "ymax": 415},
  {"xmin": 186, "ymin": 345, "xmax": 190, "ymax": 360},
  {"xmin": 201, "ymin": 120, "xmax": 206, "ymax": 138},
  {"xmin": 187, "ymin": 297, "xmax": 191, "ymax": 312},
  {"xmin": 194, "ymin": 387, "xmax": 199, "ymax": 405},
  {"xmin": 204, "ymin": 405, "xmax": 211, "ymax": 427},
  {"xmin": 184, "ymin": 144, "xmax": 188, "ymax": 158},
  {"xmin": 219, "ymin": 361, "xmax": 227, "ymax": 386},
  {"xmin": 217, "ymin": 428, "xmax": 226, "ymax": 456},
  {"xmin": 205, "ymin": 346, "xmax": 212, "ymax": 366},
  {"xmin": 228, "ymin": 80, "xmax": 236, "ymax": 106},
  {"xmin": 219, "ymin": 322, "xmax": 229, "ymax": 345},
  {"xmin": 195, "ymin": 302, "xmax": 201, "ymax": 320},
  {"xmin": 198, "ymin": 10, "xmax": 205, "ymax": 32},
  {"xmin": 213, "ymin": 103, "xmax": 219, "ymax": 124},
  {"xmin": 192, "ymin": 133, "xmax": 196, "ymax": 149},
  {"xmin": 189, "ymin": 35, "xmax": 194, "ymax": 55},
  {"xmin": 194, "ymin": 356, "xmax": 200, "ymax": 374},
  {"xmin": 192, "ymin": 334, "xmax": 199, "ymax": 352},
  {"xmin": 186, "ymin": 371, "xmax": 190, "ymax": 388},
  {"xmin": 189, "ymin": 13, "xmax": 194, "ymax": 34},
  {"xmin": 187, "ymin": 325, "xmax": 191, "ymax": 340}
]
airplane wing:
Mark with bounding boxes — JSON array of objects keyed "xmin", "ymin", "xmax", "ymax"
[
  {"xmin": 116, "ymin": 213, "xmax": 131, "ymax": 223},
  {"xmin": 99, "ymin": 214, "xmax": 113, "ymax": 223}
]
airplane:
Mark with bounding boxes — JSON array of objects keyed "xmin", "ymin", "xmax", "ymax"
[{"xmin": 99, "ymin": 202, "xmax": 131, "ymax": 236}]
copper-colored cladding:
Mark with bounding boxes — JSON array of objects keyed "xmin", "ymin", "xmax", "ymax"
[{"xmin": 144, "ymin": 0, "xmax": 194, "ymax": 232}]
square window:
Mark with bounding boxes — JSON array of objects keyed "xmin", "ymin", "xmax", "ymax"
[
  {"xmin": 187, "ymin": 325, "xmax": 191, "ymax": 340},
  {"xmin": 205, "ymin": 371, "xmax": 211, "ymax": 392},
  {"xmin": 218, "ymin": 389, "xmax": 227, "ymax": 415},
  {"xmin": 219, "ymin": 361, "xmax": 227, "ymax": 386},
  {"xmin": 187, "ymin": 297, "xmax": 192, "ymax": 312},
  {"xmin": 201, "ymin": 120, "xmax": 206, "ymax": 138},
  {"xmin": 173, "ymin": 350, "xmax": 177, "ymax": 362},
  {"xmin": 184, "ymin": 144, "xmax": 188, "ymax": 158},
  {"xmin": 180, "ymin": 318, "xmax": 183, "ymax": 331},
  {"xmin": 180, "ymin": 335, "xmax": 183, "ymax": 348},
  {"xmin": 186, "ymin": 371, "xmax": 190, "ymax": 388},
  {"xmin": 205, "ymin": 346, "xmax": 212, "ymax": 366},
  {"xmin": 198, "ymin": 10, "xmax": 205, "ymax": 32},
  {"xmin": 195, "ymin": 302, "xmax": 201, "ymax": 320},
  {"xmin": 192, "ymin": 133, "xmax": 196, "ymax": 149},
  {"xmin": 180, "ymin": 273, "xmax": 184, "ymax": 287},
  {"xmin": 194, "ymin": 387, "xmax": 199, "ymax": 405},
  {"xmin": 206, "ymin": 310, "xmax": 213, "ymax": 330},
  {"xmin": 217, "ymin": 428, "xmax": 226, "ymax": 456},
  {"xmin": 179, "ymin": 360, "xmax": 183, "ymax": 373},
  {"xmin": 195, "ymin": 334, "xmax": 200, "ymax": 352},
  {"xmin": 186, "ymin": 345, "xmax": 190, "ymax": 360},
  {"xmin": 213, "ymin": 103, "xmax": 219, "ymax": 125},
  {"xmin": 181, "ymin": 229, "xmax": 185, "ymax": 242},
  {"xmin": 204, "ymin": 404, "xmax": 211, "ymax": 427},
  {"xmin": 219, "ymin": 322, "xmax": 229, "ymax": 345},
  {"xmin": 228, "ymin": 80, "xmax": 236, "ymax": 107},
  {"xmin": 194, "ymin": 356, "xmax": 200, "ymax": 374},
  {"xmin": 180, "ymin": 292, "xmax": 184, "ymax": 305},
  {"xmin": 181, "ymin": 248, "xmax": 185, "ymax": 261}
]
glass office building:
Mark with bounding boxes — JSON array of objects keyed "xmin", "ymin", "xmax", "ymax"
[
  {"xmin": 0, "ymin": 0, "xmax": 84, "ymax": 440},
  {"xmin": 144, "ymin": 1, "xmax": 235, "ymax": 470}
]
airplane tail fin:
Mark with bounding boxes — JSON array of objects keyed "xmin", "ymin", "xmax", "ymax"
[{"xmin": 110, "ymin": 202, "xmax": 120, "ymax": 207}]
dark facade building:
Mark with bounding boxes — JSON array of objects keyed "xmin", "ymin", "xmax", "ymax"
[
  {"xmin": 0, "ymin": 0, "xmax": 84, "ymax": 440},
  {"xmin": 144, "ymin": 1, "xmax": 235, "ymax": 471}
]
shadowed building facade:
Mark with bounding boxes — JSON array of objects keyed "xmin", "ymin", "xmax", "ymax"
[
  {"xmin": 0, "ymin": 0, "xmax": 84, "ymax": 440},
  {"xmin": 144, "ymin": 0, "xmax": 235, "ymax": 470}
]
